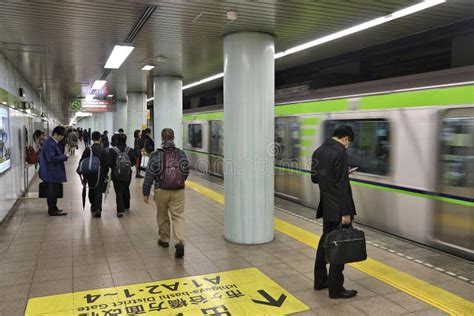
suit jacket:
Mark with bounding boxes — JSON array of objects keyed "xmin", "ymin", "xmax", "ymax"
[
  {"xmin": 39, "ymin": 137, "xmax": 68, "ymax": 183},
  {"xmin": 311, "ymin": 138, "xmax": 356, "ymax": 222}
]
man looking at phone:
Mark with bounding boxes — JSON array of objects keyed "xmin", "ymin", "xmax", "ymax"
[{"xmin": 310, "ymin": 125, "xmax": 357, "ymax": 299}]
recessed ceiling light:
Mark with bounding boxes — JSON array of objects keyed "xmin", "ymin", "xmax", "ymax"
[
  {"xmin": 92, "ymin": 80, "xmax": 107, "ymax": 90},
  {"xmin": 141, "ymin": 65, "xmax": 155, "ymax": 71},
  {"xmin": 85, "ymin": 94, "xmax": 95, "ymax": 101},
  {"xmin": 107, "ymin": 94, "xmax": 114, "ymax": 98},
  {"xmin": 104, "ymin": 45, "xmax": 135, "ymax": 69},
  {"xmin": 182, "ymin": 0, "xmax": 446, "ymax": 90}
]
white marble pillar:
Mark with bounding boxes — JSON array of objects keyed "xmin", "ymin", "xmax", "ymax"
[
  {"xmin": 114, "ymin": 101, "xmax": 127, "ymax": 133},
  {"xmin": 126, "ymin": 92, "xmax": 146, "ymax": 147},
  {"xmin": 153, "ymin": 76, "xmax": 183, "ymax": 148},
  {"xmin": 223, "ymin": 32, "xmax": 275, "ymax": 244}
]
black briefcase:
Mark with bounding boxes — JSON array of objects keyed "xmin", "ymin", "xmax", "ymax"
[
  {"xmin": 39, "ymin": 182, "xmax": 63, "ymax": 199},
  {"xmin": 324, "ymin": 223, "xmax": 367, "ymax": 264}
]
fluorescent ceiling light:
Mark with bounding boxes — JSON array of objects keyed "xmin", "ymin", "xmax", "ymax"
[
  {"xmin": 107, "ymin": 94, "xmax": 114, "ymax": 98},
  {"xmin": 75, "ymin": 111, "xmax": 92, "ymax": 117},
  {"xmin": 92, "ymin": 80, "xmax": 107, "ymax": 90},
  {"xmin": 182, "ymin": 73, "xmax": 224, "ymax": 90},
  {"xmin": 147, "ymin": 97, "xmax": 153, "ymax": 102},
  {"xmin": 85, "ymin": 94, "xmax": 95, "ymax": 101},
  {"xmin": 141, "ymin": 65, "xmax": 155, "ymax": 71},
  {"xmin": 182, "ymin": 0, "xmax": 445, "ymax": 90},
  {"xmin": 104, "ymin": 45, "xmax": 135, "ymax": 69},
  {"xmin": 275, "ymin": 0, "xmax": 446, "ymax": 59}
]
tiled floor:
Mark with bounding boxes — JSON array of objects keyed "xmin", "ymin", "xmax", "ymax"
[{"xmin": 0, "ymin": 148, "xmax": 472, "ymax": 315}]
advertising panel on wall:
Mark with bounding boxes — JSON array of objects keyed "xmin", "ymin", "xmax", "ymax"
[{"xmin": 0, "ymin": 105, "xmax": 11, "ymax": 173}]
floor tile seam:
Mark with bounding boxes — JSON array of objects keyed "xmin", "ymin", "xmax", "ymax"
[{"xmin": 185, "ymin": 179, "xmax": 474, "ymax": 315}]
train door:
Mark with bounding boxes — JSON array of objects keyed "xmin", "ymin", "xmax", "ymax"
[
  {"xmin": 435, "ymin": 108, "xmax": 474, "ymax": 259},
  {"xmin": 274, "ymin": 116, "xmax": 301, "ymax": 201},
  {"xmin": 275, "ymin": 118, "xmax": 288, "ymax": 195},
  {"xmin": 209, "ymin": 120, "xmax": 224, "ymax": 177}
]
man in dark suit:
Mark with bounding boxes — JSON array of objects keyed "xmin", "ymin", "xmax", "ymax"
[
  {"xmin": 311, "ymin": 125, "xmax": 357, "ymax": 299},
  {"xmin": 39, "ymin": 126, "xmax": 69, "ymax": 216}
]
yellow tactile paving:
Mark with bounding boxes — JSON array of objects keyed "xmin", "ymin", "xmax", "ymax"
[{"xmin": 186, "ymin": 180, "xmax": 474, "ymax": 315}]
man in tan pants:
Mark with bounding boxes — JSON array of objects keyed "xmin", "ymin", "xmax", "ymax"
[{"xmin": 143, "ymin": 128, "xmax": 189, "ymax": 258}]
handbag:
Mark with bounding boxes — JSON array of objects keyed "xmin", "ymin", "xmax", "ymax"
[
  {"xmin": 324, "ymin": 223, "xmax": 367, "ymax": 265},
  {"xmin": 39, "ymin": 182, "xmax": 63, "ymax": 199},
  {"xmin": 141, "ymin": 155, "xmax": 150, "ymax": 169}
]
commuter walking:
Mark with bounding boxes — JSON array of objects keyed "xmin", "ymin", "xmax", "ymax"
[
  {"xmin": 39, "ymin": 126, "xmax": 68, "ymax": 216},
  {"xmin": 79, "ymin": 131, "xmax": 109, "ymax": 217},
  {"xmin": 311, "ymin": 125, "xmax": 358, "ymax": 299},
  {"xmin": 67, "ymin": 128, "xmax": 79, "ymax": 155},
  {"xmin": 143, "ymin": 128, "xmax": 189, "ymax": 258},
  {"xmin": 108, "ymin": 133, "xmax": 136, "ymax": 217},
  {"xmin": 101, "ymin": 130, "xmax": 110, "ymax": 148},
  {"xmin": 111, "ymin": 128, "xmax": 124, "ymax": 147},
  {"xmin": 134, "ymin": 129, "xmax": 144, "ymax": 178}
]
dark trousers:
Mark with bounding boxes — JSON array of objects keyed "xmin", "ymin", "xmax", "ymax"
[
  {"xmin": 46, "ymin": 182, "xmax": 61, "ymax": 213},
  {"xmin": 136, "ymin": 155, "xmax": 142, "ymax": 175},
  {"xmin": 315, "ymin": 220, "xmax": 345, "ymax": 294},
  {"xmin": 113, "ymin": 179, "xmax": 131, "ymax": 213},
  {"xmin": 88, "ymin": 176, "xmax": 105, "ymax": 212}
]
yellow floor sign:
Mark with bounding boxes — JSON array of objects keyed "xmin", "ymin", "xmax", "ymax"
[{"xmin": 26, "ymin": 267, "xmax": 309, "ymax": 315}]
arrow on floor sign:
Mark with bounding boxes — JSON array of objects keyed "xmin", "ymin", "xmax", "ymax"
[{"xmin": 252, "ymin": 290, "xmax": 287, "ymax": 307}]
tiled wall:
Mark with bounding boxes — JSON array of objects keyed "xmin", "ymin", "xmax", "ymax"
[{"xmin": 0, "ymin": 52, "xmax": 58, "ymax": 222}]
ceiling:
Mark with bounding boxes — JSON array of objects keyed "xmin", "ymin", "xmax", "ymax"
[{"xmin": 0, "ymin": 0, "xmax": 473, "ymax": 122}]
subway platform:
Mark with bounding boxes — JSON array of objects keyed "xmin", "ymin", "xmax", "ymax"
[{"xmin": 0, "ymin": 149, "xmax": 473, "ymax": 316}]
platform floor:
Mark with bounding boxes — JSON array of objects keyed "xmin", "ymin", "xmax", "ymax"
[{"xmin": 0, "ymin": 148, "xmax": 473, "ymax": 315}]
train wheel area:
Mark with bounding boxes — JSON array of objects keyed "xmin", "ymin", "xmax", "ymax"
[{"xmin": 1, "ymin": 150, "xmax": 472, "ymax": 315}]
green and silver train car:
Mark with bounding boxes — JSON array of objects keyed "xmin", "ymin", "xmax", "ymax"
[{"xmin": 183, "ymin": 71, "xmax": 474, "ymax": 260}]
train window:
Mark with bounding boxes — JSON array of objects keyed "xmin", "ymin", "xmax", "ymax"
[
  {"xmin": 324, "ymin": 119, "xmax": 390, "ymax": 176},
  {"xmin": 440, "ymin": 117, "xmax": 474, "ymax": 188},
  {"xmin": 275, "ymin": 119, "xmax": 287, "ymax": 161},
  {"xmin": 188, "ymin": 124, "xmax": 202, "ymax": 148}
]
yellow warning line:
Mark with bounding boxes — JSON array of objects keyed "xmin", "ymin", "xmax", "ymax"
[{"xmin": 186, "ymin": 180, "xmax": 474, "ymax": 316}]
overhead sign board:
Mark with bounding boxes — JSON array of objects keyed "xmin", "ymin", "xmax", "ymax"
[
  {"xmin": 25, "ymin": 268, "xmax": 308, "ymax": 315},
  {"xmin": 71, "ymin": 99, "xmax": 116, "ymax": 112}
]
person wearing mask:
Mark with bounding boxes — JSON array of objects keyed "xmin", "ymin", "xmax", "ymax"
[
  {"xmin": 80, "ymin": 131, "xmax": 109, "ymax": 218},
  {"xmin": 311, "ymin": 125, "xmax": 358, "ymax": 299},
  {"xmin": 143, "ymin": 128, "xmax": 189, "ymax": 258},
  {"xmin": 111, "ymin": 128, "xmax": 124, "ymax": 147},
  {"xmin": 39, "ymin": 126, "xmax": 69, "ymax": 216},
  {"xmin": 108, "ymin": 133, "xmax": 136, "ymax": 217},
  {"xmin": 133, "ymin": 129, "xmax": 144, "ymax": 178},
  {"xmin": 101, "ymin": 130, "xmax": 110, "ymax": 148}
]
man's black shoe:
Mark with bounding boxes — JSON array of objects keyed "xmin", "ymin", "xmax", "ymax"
[
  {"xmin": 158, "ymin": 240, "xmax": 169, "ymax": 248},
  {"xmin": 94, "ymin": 211, "xmax": 101, "ymax": 218},
  {"xmin": 175, "ymin": 243, "xmax": 184, "ymax": 258},
  {"xmin": 329, "ymin": 289, "xmax": 358, "ymax": 299},
  {"xmin": 117, "ymin": 212, "xmax": 123, "ymax": 218},
  {"xmin": 314, "ymin": 282, "xmax": 328, "ymax": 291}
]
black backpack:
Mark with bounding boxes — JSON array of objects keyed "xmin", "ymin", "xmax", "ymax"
[
  {"xmin": 160, "ymin": 148, "xmax": 185, "ymax": 190},
  {"xmin": 112, "ymin": 147, "xmax": 132, "ymax": 181}
]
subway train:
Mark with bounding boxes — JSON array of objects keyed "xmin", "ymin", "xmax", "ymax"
[{"xmin": 182, "ymin": 67, "xmax": 474, "ymax": 260}]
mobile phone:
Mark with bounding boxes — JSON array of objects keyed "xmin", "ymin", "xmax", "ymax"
[{"xmin": 349, "ymin": 167, "xmax": 359, "ymax": 173}]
